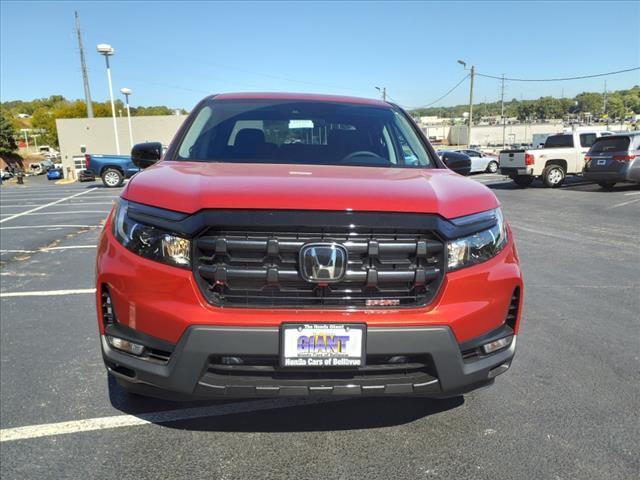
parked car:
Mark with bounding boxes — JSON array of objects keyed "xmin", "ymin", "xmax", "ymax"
[
  {"xmin": 1, "ymin": 169, "xmax": 14, "ymax": 180},
  {"xmin": 454, "ymin": 149, "xmax": 499, "ymax": 173},
  {"xmin": 39, "ymin": 145, "xmax": 60, "ymax": 159},
  {"xmin": 29, "ymin": 162, "xmax": 42, "ymax": 175},
  {"xmin": 78, "ymin": 169, "xmax": 96, "ymax": 182},
  {"xmin": 96, "ymin": 92, "xmax": 523, "ymax": 401},
  {"xmin": 499, "ymin": 130, "xmax": 612, "ymax": 187},
  {"xmin": 46, "ymin": 167, "xmax": 64, "ymax": 181},
  {"xmin": 583, "ymin": 132, "xmax": 640, "ymax": 189},
  {"xmin": 84, "ymin": 154, "xmax": 140, "ymax": 187},
  {"xmin": 438, "ymin": 150, "xmax": 472, "ymax": 175}
]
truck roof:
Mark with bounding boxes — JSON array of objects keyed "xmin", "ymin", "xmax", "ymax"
[{"xmin": 211, "ymin": 92, "xmax": 389, "ymax": 107}]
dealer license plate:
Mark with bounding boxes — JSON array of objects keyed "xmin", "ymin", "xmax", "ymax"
[{"xmin": 280, "ymin": 323, "xmax": 366, "ymax": 368}]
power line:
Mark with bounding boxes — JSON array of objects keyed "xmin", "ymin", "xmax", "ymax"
[
  {"xmin": 477, "ymin": 66, "xmax": 639, "ymax": 82},
  {"xmin": 409, "ymin": 74, "xmax": 470, "ymax": 109}
]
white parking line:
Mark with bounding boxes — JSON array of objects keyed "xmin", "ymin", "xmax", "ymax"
[
  {"xmin": 606, "ymin": 198, "xmax": 640, "ymax": 209},
  {"xmin": 0, "ymin": 225, "xmax": 101, "ymax": 230},
  {"xmin": 0, "ymin": 245, "xmax": 97, "ymax": 254},
  {"xmin": 0, "ymin": 188, "xmax": 98, "ymax": 224},
  {"xmin": 0, "ymin": 398, "xmax": 343, "ymax": 442},
  {"xmin": 1, "ymin": 202, "xmax": 115, "ymax": 208},
  {"xmin": 0, "ymin": 288, "xmax": 96, "ymax": 298},
  {"xmin": 0, "ymin": 195, "xmax": 119, "ymax": 201},
  {"xmin": 0, "ymin": 210, "xmax": 110, "ymax": 217},
  {"xmin": 623, "ymin": 191, "xmax": 640, "ymax": 196}
]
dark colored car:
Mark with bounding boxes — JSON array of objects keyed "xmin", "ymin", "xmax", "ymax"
[
  {"xmin": 437, "ymin": 150, "xmax": 472, "ymax": 176},
  {"xmin": 584, "ymin": 132, "xmax": 640, "ymax": 189},
  {"xmin": 46, "ymin": 167, "xmax": 64, "ymax": 181},
  {"xmin": 78, "ymin": 169, "xmax": 96, "ymax": 182}
]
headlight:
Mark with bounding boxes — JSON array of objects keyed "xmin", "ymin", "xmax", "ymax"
[
  {"xmin": 112, "ymin": 199, "xmax": 191, "ymax": 268},
  {"xmin": 447, "ymin": 208, "xmax": 508, "ymax": 271}
]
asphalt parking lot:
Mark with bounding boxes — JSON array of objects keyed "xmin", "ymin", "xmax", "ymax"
[{"xmin": 1, "ymin": 173, "xmax": 638, "ymax": 480}]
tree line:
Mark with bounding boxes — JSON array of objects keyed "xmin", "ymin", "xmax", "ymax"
[
  {"xmin": 1, "ymin": 95, "xmax": 186, "ymax": 147},
  {"xmin": 410, "ymin": 86, "xmax": 639, "ymax": 122}
]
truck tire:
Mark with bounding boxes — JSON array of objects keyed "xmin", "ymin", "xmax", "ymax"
[
  {"xmin": 597, "ymin": 181, "xmax": 616, "ymax": 190},
  {"xmin": 486, "ymin": 161, "xmax": 499, "ymax": 173},
  {"xmin": 512, "ymin": 175, "xmax": 534, "ymax": 187},
  {"xmin": 102, "ymin": 168, "xmax": 124, "ymax": 188},
  {"xmin": 542, "ymin": 165, "xmax": 565, "ymax": 188}
]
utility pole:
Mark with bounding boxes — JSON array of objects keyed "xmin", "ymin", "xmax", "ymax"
[
  {"xmin": 75, "ymin": 11, "xmax": 94, "ymax": 118},
  {"xmin": 603, "ymin": 80, "xmax": 607, "ymax": 114},
  {"xmin": 383, "ymin": 87, "xmax": 386, "ymax": 101},
  {"xmin": 468, "ymin": 65, "xmax": 475, "ymax": 148},
  {"xmin": 500, "ymin": 73, "xmax": 506, "ymax": 149}
]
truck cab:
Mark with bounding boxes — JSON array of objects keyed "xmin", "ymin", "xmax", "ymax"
[
  {"xmin": 85, "ymin": 154, "xmax": 140, "ymax": 188},
  {"xmin": 499, "ymin": 130, "xmax": 612, "ymax": 187}
]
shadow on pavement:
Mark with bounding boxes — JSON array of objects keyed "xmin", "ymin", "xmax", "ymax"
[{"xmin": 107, "ymin": 376, "xmax": 463, "ymax": 432}]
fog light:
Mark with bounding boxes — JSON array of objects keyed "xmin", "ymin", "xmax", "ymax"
[
  {"xmin": 107, "ymin": 335, "xmax": 145, "ymax": 356},
  {"xmin": 482, "ymin": 335, "xmax": 513, "ymax": 354}
]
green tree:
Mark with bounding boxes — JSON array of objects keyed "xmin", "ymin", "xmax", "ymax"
[
  {"xmin": 606, "ymin": 95, "xmax": 626, "ymax": 120},
  {"xmin": 0, "ymin": 111, "xmax": 18, "ymax": 156},
  {"xmin": 575, "ymin": 92, "xmax": 603, "ymax": 114},
  {"xmin": 30, "ymin": 107, "xmax": 58, "ymax": 145}
]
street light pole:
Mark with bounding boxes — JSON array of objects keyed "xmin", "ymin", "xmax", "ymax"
[
  {"xmin": 501, "ymin": 73, "xmax": 506, "ymax": 149},
  {"xmin": 121, "ymin": 88, "xmax": 133, "ymax": 150},
  {"xmin": 457, "ymin": 60, "xmax": 475, "ymax": 148},
  {"xmin": 20, "ymin": 129, "xmax": 30, "ymax": 151},
  {"xmin": 375, "ymin": 86, "xmax": 387, "ymax": 101},
  {"xmin": 97, "ymin": 44, "xmax": 120, "ymax": 155}
]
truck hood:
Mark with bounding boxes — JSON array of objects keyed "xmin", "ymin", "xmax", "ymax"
[{"xmin": 122, "ymin": 161, "xmax": 499, "ymax": 219}]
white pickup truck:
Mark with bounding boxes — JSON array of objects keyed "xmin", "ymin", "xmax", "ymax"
[{"xmin": 499, "ymin": 130, "xmax": 613, "ymax": 187}]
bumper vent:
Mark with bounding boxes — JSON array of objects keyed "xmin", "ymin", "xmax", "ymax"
[
  {"xmin": 193, "ymin": 223, "xmax": 445, "ymax": 309},
  {"xmin": 101, "ymin": 286, "xmax": 116, "ymax": 326},
  {"xmin": 506, "ymin": 287, "xmax": 521, "ymax": 329}
]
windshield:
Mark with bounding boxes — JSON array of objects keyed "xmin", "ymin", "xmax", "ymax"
[{"xmin": 175, "ymin": 99, "xmax": 434, "ymax": 168}]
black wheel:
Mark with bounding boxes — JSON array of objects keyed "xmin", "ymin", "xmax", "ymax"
[
  {"xmin": 512, "ymin": 175, "xmax": 534, "ymax": 187},
  {"xmin": 101, "ymin": 168, "xmax": 124, "ymax": 188},
  {"xmin": 486, "ymin": 161, "xmax": 499, "ymax": 173},
  {"xmin": 542, "ymin": 165, "xmax": 565, "ymax": 188},
  {"xmin": 597, "ymin": 181, "xmax": 616, "ymax": 190}
]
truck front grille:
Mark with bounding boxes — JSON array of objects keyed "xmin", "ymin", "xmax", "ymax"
[{"xmin": 193, "ymin": 220, "xmax": 445, "ymax": 309}]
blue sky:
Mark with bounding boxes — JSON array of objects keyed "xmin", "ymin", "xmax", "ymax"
[{"xmin": 1, "ymin": 1, "xmax": 639, "ymax": 110}]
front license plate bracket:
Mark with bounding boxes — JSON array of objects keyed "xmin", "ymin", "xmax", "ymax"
[{"xmin": 280, "ymin": 323, "xmax": 366, "ymax": 368}]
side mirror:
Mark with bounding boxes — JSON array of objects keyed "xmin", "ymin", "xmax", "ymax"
[
  {"xmin": 131, "ymin": 142, "xmax": 163, "ymax": 169},
  {"xmin": 441, "ymin": 152, "xmax": 471, "ymax": 176}
]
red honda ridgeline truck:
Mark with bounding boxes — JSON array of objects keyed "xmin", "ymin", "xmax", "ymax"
[{"xmin": 96, "ymin": 93, "xmax": 523, "ymax": 400}]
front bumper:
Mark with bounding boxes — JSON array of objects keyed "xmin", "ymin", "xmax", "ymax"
[
  {"xmin": 97, "ymin": 210, "xmax": 523, "ymax": 399},
  {"xmin": 102, "ymin": 325, "xmax": 516, "ymax": 399}
]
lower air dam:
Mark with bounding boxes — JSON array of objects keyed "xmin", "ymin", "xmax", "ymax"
[{"xmin": 284, "ymin": 358, "xmax": 361, "ymax": 367}]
